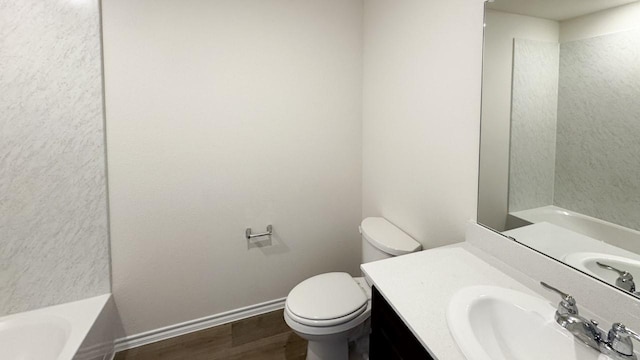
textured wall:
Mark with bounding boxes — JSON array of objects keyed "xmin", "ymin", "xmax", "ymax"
[
  {"xmin": 555, "ymin": 29, "xmax": 640, "ymax": 231},
  {"xmin": 0, "ymin": 0, "xmax": 110, "ymax": 315},
  {"xmin": 509, "ymin": 39, "xmax": 559, "ymax": 212}
]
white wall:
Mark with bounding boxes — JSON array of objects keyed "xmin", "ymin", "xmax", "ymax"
[
  {"xmin": 561, "ymin": 1, "xmax": 640, "ymax": 42},
  {"xmin": 0, "ymin": 0, "xmax": 110, "ymax": 315},
  {"xmin": 478, "ymin": 10, "xmax": 559, "ymax": 231},
  {"xmin": 362, "ymin": 0, "xmax": 485, "ymax": 249},
  {"xmin": 102, "ymin": 0, "xmax": 363, "ymax": 336}
]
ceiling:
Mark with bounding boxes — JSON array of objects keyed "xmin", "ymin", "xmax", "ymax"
[{"xmin": 487, "ymin": 0, "xmax": 639, "ymax": 21}]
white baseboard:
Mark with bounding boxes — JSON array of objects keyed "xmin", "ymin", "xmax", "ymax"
[{"xmin": 114, "ymin": 297, "xmax": 286, "ymax": 353}]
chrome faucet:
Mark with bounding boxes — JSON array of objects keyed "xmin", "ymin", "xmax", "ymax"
[
  {"xmin": 609, "ymin": 323, "xmax": 640, "ymax": 357},
  {"xmin": 597, "ymin": 262, "xmax": 637, "ymax": 294},
  {"xmin": 541, "ymin": 282, "xmax": 639, "ymax": 359}
]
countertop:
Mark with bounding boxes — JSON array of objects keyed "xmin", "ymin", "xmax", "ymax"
[{"xmin": 360, "ymin": 243, "xmax": 552, "ymax": 360}]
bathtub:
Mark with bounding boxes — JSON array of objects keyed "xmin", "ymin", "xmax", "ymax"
[
  {"xmin": 0, "ymin": 294, "xmax": 117, "ymax": 360},
  {"xmin": 508, "ymin": 205, "xmax": 640, "ymax": 254}
]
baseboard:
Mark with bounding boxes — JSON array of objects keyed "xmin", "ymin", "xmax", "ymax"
[{"xmin": 114, "ymin": 297, "xmax": 286, "ymax": 353}]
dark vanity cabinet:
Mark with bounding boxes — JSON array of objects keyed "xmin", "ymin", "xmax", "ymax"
[{"xmin": 370, "ymin": 286, "xmax": 434, "ymax": 360}]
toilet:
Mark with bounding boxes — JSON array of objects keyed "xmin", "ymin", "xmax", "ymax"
[{"xmin": 284, "ymin": 217, "xmax": 422, "ymax": 360}]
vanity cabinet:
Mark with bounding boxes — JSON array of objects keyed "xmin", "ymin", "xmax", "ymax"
[{"xmin": 370, "ymin": 286, "xmax": 434, "ymax": 360}]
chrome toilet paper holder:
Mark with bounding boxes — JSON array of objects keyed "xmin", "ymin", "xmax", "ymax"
[{"xmin": 245, "ymin": 225, "xmax": 273, "ymax": 242}]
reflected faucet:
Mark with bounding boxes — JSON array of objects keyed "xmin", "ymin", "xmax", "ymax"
[
  {"xmin": 541, "ymin": 282, "xmax": 639, "ymax": 359},
  {"xmin": 597, "ymin": 262, "xmax": 637, "ymax": 294}
]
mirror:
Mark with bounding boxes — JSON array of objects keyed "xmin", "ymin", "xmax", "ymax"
[{"xmin": 478, "ymin": 0, "xmax": 640, "ymax": 297}]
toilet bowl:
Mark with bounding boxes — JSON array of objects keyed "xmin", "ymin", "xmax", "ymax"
[{"xmin": 284, "ymin": 217, "xmax": 421, "ymax": 360}]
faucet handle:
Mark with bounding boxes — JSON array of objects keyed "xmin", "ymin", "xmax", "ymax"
[
  {"xmin": 540, "ymin": 282, "xmax": 578, "ymax": 315},
  {"xmin": 608, "ymin": 323, "xmax": 640, "ymax": 357},
  {"xmin": 541, "ymin": 282, "xmax": 572, "ymax": 300},
  {"xmin": 597, "ymin": 262, "xmax": 628, "ymax": 276},
  {"xmin": 597, "ymin": 262, "xmax": 636, "ymax": 293}
]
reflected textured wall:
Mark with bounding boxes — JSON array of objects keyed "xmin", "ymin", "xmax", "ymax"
[
  {"xmin": 509, "ymin": 39, "xmax": 559, "ymax": 212},
  {"xmin": 555, "ymin": 29, "xmax": 640, "ymax": 231},
  {"xmin": 0, "ymin": 0, "xmax": 110, "ymax": 314}
]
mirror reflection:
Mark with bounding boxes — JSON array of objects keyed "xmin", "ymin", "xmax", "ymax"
[{"xmin": 478, "ymin": 0, "xmax": 640, "ymax": 296}]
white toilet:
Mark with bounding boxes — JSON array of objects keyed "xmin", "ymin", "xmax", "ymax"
[{"xmin": 284, "ymin": 217, "xmax": 422, "ymax": 360}]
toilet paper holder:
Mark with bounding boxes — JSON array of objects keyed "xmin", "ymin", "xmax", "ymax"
[{"xmin": 245, "ymin": 225, "xmax": 273, "ymax": 242}]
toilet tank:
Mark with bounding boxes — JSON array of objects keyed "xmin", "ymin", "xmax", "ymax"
[{"xmin": 360, "ymin": 217, "xmax": 422, "ymax": 264}]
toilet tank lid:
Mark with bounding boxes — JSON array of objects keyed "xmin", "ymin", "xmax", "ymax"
[{"xmin": 360, "ymin": 217, "xmax": 422, "ymax": 256}]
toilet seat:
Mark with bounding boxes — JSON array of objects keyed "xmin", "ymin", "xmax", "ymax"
[
  {"xmin": 284, "ymin": 303, "xmax": 367, "ymax": 327},
  {"xmin": 285, "ymin": 272, "xmax": 368, "ymax": 327},
  {"xmin": 284, "ymin": 301, "xmax": 371, "ymax": 339},
  {"xmin": 285, "ymin": 302, "xmax": 367, "ymax": 327}
]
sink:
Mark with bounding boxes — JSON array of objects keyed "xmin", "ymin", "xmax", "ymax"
[
  {"xmin": 564, "ymin": 252, "xmax": 640, "ymax": 289},
  {"xmin": 447, "ymin": 286, "xmax": 605, "ymax": 360}
]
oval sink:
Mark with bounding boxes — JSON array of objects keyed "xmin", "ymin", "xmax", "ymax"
[
  {"xmin": 447, "ymin": 286, "xmax": 604, "ymax": 360},
  {"xmin": 564, "ymin": 252, "xmax": 640, "ymax": 291}
]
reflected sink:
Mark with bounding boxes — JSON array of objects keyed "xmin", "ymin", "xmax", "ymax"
[
  {"xmin": 447, "ymin": 286, "xmax": 604, "ymax": 360},
  {"xmin": 564, "ymin": 252, "xmax": 640, "ymax": 290}
]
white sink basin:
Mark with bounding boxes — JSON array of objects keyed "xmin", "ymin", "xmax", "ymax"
[
  {"xmin": 564, "ymin": 252, "xmax": 640, "ymax": 290},
  {"xmin": 447, "ymin": 286, "xmax": 605, "ymax": 360}
]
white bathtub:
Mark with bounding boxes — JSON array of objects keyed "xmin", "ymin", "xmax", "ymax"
[
  {"xmin": 0, "ymin": 294, "xmax": 116, "ymax": 360},
  {"xmin": 509, "ymin": 205, "xmax": 640, "ymax": 254}
]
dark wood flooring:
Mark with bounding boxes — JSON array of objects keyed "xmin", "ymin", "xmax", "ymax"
[{"xmin": 114, "ymin": 309, "xmax": 307, "ymax": 360}]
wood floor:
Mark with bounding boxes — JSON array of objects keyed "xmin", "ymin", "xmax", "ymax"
[{"xmin": 114, "ymin": 309, "xmax": 307, "ymax": 360}]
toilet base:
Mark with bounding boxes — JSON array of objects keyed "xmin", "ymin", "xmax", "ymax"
[
  {"xmin": 306, "ymin": 338, "xmax": 349, "ymax": 360},
  {"xmin": 301, "ymin": 319, "xmax": 371, "ymax": 360},
  {"xmin": 351, "ymin": 334, "xmax": 370, "ymax": 359}
]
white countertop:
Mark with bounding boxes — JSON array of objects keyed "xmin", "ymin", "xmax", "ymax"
[{"xmin": 361, "ymin": 243, "xmax": 552, "ymax": 360}]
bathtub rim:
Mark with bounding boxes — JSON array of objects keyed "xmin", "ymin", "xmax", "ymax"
[{"xmin": 0, "ymin": 293, "xmax": 111, "ymax": 360}]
